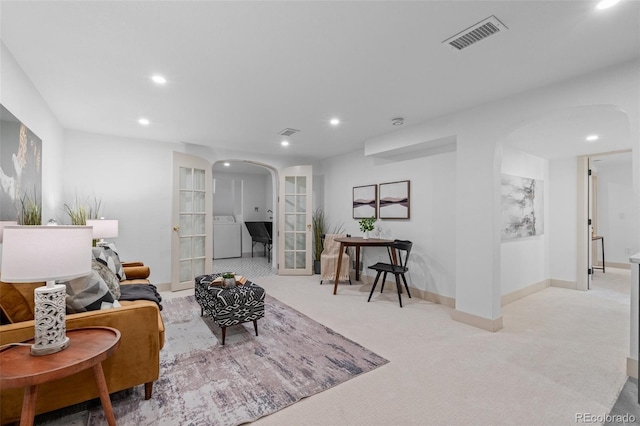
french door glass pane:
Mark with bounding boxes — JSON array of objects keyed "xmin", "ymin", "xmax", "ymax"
[
  {"xmin": 180, "ymin": 215, "xmax": 192, "ymax": 236},
  {"xmin": 285, "ymin": 214, "xmax": 295, "ymax": 231},
  {"xmin": 295, "ymin": 252, "xmax": 306, "ymax": 268},
  {"xmin": 296, "ymin": 176, "xmax": 306, "ymax": 193},
  {"xmin": 180, "ymin": 260, "xmax": 191, "ymax": 281},
  {"xmin": 296, "ymin": 233, "xmax": 306, "ymax": 250},
  {"xmin": 296, "ymin": 195, "xmax": 306, "ymax": 212},
  {"xmin": 194, "ymin": 236, "xmax": 205, "ymax": 257},
  {"xmin": 285, "ymin": 195, "xmax": 295, "ymax": 212},
  {"xmin": 194, "ymin": 215, "xmax": 205, "ymax": 234},
  {"xmin": 285, "ymin": 233, "xmax": 294, "ymax": 250},
  {"xmin": 180, "ymin": 191, "xmax": 192, "ymax": 212},
  {"xmin": 180, "ymin": 237, "xmax": 191, "ymax": 258},
  {"xmin": 193, "ymin": 258, "xmax": 205, "ymax": 276},
  {"xmin": 194, "ymin": 192, "xmax": 205, "ymax": 213},
  {"xmin": 285, "ymin": 252, "xmax": 294, "ymax": 269},
  {"xmin": 194, "ymin": 169, "xmax": 206, "ymax": 191},
  {"xmin": 296, "ymin": 214, "xmax": 305, "ymax": 231},
  {"xmin": 285, "ymin": 177, "xmax": 296, "ymax": 194},
  {"xmin": 180, "ymin": 167, "xmax": 192, "ymax": 190}
]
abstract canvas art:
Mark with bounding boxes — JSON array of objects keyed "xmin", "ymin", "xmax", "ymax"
[
  {"xmin": 379, "ymin": 180, "xmax": 410, "ymax": 219},
  {"xmin": 0, "ymin": 105, "xmax": 42, "ymax": 221},
  {"xmin": 501, "ymin": 174, "xmax": 544, "ymax": 240},
  {"xmin": 353, "ymin": 185, "xmax": 377, "ymax": 219}
]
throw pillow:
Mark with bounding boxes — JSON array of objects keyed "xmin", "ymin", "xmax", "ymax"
[
  {"xmin": 92, "ymin": 260, "xmax": 121, "ymax": 299},
  {"xmin": 92, "ymin": 245, "xmax": 127, "ymax": 281},
  {"xmin": 62, "ymin": 270, "xmax": 115, "ymax": 314}
]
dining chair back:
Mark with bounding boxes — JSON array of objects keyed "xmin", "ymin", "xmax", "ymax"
[{"xmin": 367, "ymin": 239, "xmax": 413, "ymax": 307}]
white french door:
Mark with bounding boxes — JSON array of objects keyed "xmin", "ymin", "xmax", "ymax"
[
  {"xmin": 278, "ymin": 165, "xmax": 313, "ymax": 275},
  {"xmin": 171, "ymin": 152, "xmax": 212, "ymax": 291}
]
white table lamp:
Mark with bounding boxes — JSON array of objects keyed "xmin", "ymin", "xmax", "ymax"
[
  {"xmin": 0, "ymin": 226, "xmax": 92, "ymax": 355},
  {"xmin": 86, "ymin": 219, "xmax": 118, "ymax": 246},
  {"xmin": 0, "ymin": 221, "xmax": 18, "ymax": 242}
]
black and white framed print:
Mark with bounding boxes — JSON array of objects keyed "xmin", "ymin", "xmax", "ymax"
[
  {"xmin": 352, "ymin": 185, "xmax": 377, "ymax": 219},
  {"xmin": 378, "ymin": 180, "xmax": 410, "ymax": 219}
]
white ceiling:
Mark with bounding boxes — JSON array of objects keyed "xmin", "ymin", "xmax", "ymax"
[{"xmin": 1, "ymin": 1, "xmax": 639, "ymax": 161}]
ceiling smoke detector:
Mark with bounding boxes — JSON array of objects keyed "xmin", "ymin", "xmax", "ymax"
[
  {"xmin": 278, "ymin": 128, "xmax": 300, "ymax": 137},
  {"xmin": 443, "ymin": 15, "xmax": 508, "ymax": 51},
  {"xmin": 392, "ymin": 118, "xmax": 404, "ymax": 126}
]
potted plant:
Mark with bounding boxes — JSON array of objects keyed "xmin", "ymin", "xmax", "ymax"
[
  {"xmin": 222, "ymin": 272, "xmax": 236, "ymax": 289},
  {"xmin": 312, "ymin": 208, "xmax": 326, "ymax": 274},
  {"xmin": 358, "ymin": 216, "xmax": 376, "ymax": 239},
  {"xmin": 18, "ymin": 190, "xmax": 41, "ymax": 225}
]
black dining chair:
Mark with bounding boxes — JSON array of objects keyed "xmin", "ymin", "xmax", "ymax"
[{"xmin": 367, "ymin": 240, "xmax": 413, "ymax": 307}]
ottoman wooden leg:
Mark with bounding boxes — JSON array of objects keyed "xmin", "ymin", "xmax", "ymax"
[
  {"xmin": 221, "ymin": 327, "xmax": 226, "ymax": 345},
  {"xmin": 253, "ymin": 319, "xmax": 259, "ymax": 336}
]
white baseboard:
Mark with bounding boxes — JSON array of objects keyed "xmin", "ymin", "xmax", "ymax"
[
  {"xmin": 594, "ymin": 261, "xmax": 631, "ymax": 270},
  {"xmin": 550, "ymin": 279, "xmax": 577, "ymax": 290},
  {"xmin": 451, "ymin": 309, "xmax": 503, "ymax": 332},
  {"xmin": 501, "ymin": 279, "xmax": 550, "ymax": 306},
  {"xmin": 627, "ymin": 357, "xmax": 638, "ymax": 378},
  {"xmin": 359, "ymin": 273, "xmax": 456, "ymax": 308},
  {"xmin": 156, "ymin": 282, "xmax": 171, "ymax": 292}
]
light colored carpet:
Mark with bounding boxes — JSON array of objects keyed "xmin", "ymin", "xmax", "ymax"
[
  {"xmin": 37, "ymin": 266, "xmax": 635, "ymax": 425},
  {"xmin": 228, "ymin": 268, "xmax": 631, "ymax": 425}
]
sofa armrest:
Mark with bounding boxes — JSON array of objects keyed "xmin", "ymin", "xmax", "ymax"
[{"xmin": 122, "ymin": 263, "xmax": 150, "ymax": 280}]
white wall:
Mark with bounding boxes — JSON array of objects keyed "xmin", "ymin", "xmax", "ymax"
[
  {"xmin": 548, "ymin": 158, "xmax": 578, "ymax": 283},
  {"xmin": 319, "ymin": 149, "xmax": 457, "ymax": 298},
  {"xmin": 362, "ymin": 60, "xmax": 639, "ymax": 324},
  {"xmin": 62, "ymin": 130, "xmax": 182, "ymax": 284},
  {"xmin": 499, "ymin": 146, "xmax": 549, "ymax": 295},
  {"xmin": 0, "ymin": 42, "xmax": 65, "ymax": 221},
  {"xmin": 594, "ymin": 158, "xmax": 639, "ymax": 263}
]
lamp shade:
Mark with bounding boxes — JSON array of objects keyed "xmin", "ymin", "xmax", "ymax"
[
  {"xmin": 86, "ymin": 219, "xmax": 119, "ymax": 239},
  {"xmin": 0, "ymin": 226, "xmax": 92, "ymax": 283},
  {"xmin": 0, "ymin": 221, "xmax": 18, "ymax": 243}
]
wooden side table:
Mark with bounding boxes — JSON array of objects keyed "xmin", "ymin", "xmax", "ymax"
[{"xmin": 0, "ymin": 326, "xmax": 121, "ymax": 426}]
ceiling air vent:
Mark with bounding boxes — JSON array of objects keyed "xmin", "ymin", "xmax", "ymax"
[
  {"xmin": 278, "ymin": 128, "xmax": 300, "ymax": 137},
  {"xmin": 443, "ymin": 15, "xmax": 507, "ymax": 51}
]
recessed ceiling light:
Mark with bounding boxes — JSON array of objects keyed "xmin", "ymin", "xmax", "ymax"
[
  {"xmin": 151, "ymin": 74, "xmax": 167, "ymax": 85},
  {"xmin": 223, "ymin": 162, "xmax": 230, "ymax": 167},
  {"xmin": 596, "ymin": 0, "xmax": 621, "ymax": 10},
  {"xmin": 586, "ymin": 135, "xmax": 599, "ymax": 142},
  {"xmin": 330, "ymin": 118, "xmax": 340, "ymax": 126},
  {"xmin": 281, "ymin": 140, "xmax": 290, "ymax": 147},
  {"xmin": 138, "ymin": 118, "xmax": 150, "ymax": 126}
]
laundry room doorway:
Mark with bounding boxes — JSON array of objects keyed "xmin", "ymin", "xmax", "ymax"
[{"xmin": 212, "ymin": 161, "xmax": 276, "ymax": 272}]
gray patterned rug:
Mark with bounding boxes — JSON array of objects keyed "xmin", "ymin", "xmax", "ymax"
[{"xmin": 87, "ymin": 294, "xmax": 388, "ymax": 425}]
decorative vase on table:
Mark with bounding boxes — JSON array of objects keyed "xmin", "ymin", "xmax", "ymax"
[
  {"xmin": 363, "ymin": 231, "xmax": 369, "ymax": 240},
  {"xmin": 222, "ymin": 273, "xmax": 236, "ymax": 289}
]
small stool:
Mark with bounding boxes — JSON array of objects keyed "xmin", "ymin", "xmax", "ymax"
[{"xmin": 195, "ymin": 274, "xmax": 265, "ymax": 345}]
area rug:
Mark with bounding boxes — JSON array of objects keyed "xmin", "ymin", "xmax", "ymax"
[{"xmin": 88, "ymin": 294, "xmax": 388, "ymax": 425}]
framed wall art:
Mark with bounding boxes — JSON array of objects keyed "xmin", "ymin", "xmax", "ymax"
[
  {"xmin": 0, "ymin": 105, "xmax": 42, "ymax": 221},
  {"xmin": 352, "ymin": 184, "xmax": 377, "ymax": 219},
  {"xmin": 379, "ymin": 180, "xmax": 410, "ymax": 219},
  {"xmin": 500, "ymin": 174, "xmax": 544, "ymax": 240}
]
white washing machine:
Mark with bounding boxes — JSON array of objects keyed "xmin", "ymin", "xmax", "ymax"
[{"xmin": 213, "ymin": 215, "xmax": 242, "ymax": 259}]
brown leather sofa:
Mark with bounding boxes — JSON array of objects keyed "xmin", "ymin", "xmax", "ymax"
[{"xmin": 0, "ymin": 262, "xmax": 164, "ymax": 425}]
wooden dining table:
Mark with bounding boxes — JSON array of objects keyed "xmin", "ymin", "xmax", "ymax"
[{"xmin": 333, "ymin": 237, "xmax": 396, "ymax": 295}]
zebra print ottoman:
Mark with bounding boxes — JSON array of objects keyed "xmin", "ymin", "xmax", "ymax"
[{"xmin": 195, "ymin": 273, "xmax": 266, "ymax": 345}]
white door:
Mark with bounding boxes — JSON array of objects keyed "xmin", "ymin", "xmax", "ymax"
[
  {"xmin": 278, "ymin": 165, "xmax": 313, "ymax": 275},
  {"xmin": 172, "ymin": 152, "xmax": 213, "ymax": 291}
]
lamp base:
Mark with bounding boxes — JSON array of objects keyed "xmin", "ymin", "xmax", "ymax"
[{"xmin": 31, "ymin": 283, "xmax": 69, "ymax": 356}]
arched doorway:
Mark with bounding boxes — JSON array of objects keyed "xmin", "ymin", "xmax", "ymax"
[{"xmin": 211, "ymin": 160, "xmax": 278, "ymax": 273}]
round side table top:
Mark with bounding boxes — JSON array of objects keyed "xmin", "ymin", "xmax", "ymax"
[{"xmin": 0, "ymin": 326, "xmax": 121, "ymax": 390}]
